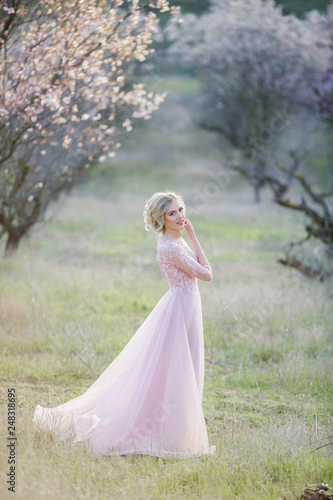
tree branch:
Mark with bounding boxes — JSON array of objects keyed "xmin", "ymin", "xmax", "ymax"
[
  {"xmin": 277, "ymin": 163, "xmax": 331, "ymax": 221},
  {"xmin": 0, "ymin": 0, "xmax": 18, "ymax": 52},
  {"xmin": 277, "ymin": 257, "xmax": 329, "ymax": 281}
]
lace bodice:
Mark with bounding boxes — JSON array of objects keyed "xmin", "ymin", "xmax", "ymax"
[{"xmin": 157, "ymin": 238, "xmax": 212, "ymax": 294}]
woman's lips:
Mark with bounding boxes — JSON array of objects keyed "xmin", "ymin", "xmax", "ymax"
[{"xmin": 177, "ymin": 220, "xmax": 184, "ymax": 225}]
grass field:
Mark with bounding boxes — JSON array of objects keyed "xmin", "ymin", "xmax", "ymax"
[{"xmin": 1, "ymin": 76, "xmax": 332, "ymax": 499}]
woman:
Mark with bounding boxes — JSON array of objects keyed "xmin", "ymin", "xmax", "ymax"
[{"xmin": 33, "ymin": 191, "xmax": 216, "ymax": 459}]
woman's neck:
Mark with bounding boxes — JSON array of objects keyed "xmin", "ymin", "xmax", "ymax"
[{"xmin": 162, "ymin": 229, "xmax": 182, "ymax": 241}]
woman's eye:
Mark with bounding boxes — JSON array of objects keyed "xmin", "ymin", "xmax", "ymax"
[{"xmin": 179, "ymin": 207, "xmax": 183, "ymax": 212}]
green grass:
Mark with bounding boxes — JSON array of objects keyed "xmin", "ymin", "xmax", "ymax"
[
  {"xmin": 1, "ymin": 188, "xmax": 332, "ymax": 499},
  {"xmin": 1, "ymin": 74, "xmax": 332, "ymax": 499}
]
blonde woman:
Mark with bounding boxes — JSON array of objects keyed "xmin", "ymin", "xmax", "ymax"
[{"xmin": 33, "ymin": 191, "xmax": 216, "ymax": 459}]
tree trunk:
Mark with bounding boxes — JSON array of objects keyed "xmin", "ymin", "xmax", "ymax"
[
  {"xmin": 5, "ymin": 229, "xmax": 24, "ymax": 256},
  {"xmin": 254, "ymin": 181, "xmax": 261, "ymax": 203}
]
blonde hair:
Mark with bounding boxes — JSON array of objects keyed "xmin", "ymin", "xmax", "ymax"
[{"xmin": 143, "ymin": 191, "xmax": 185, "ymax": 233}]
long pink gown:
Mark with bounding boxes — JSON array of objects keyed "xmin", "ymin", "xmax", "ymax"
[{"xmin": 33, "ymin": 237, "xmax": 216, "ymax": 459}]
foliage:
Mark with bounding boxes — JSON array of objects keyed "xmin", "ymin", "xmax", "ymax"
[
  {"xmin": 0, "ymin": 0, "xmax": 181, "ymax": 254},
  {"xmin": 276, "ymin": 0, "xmax": 331, "ymax": 17},
  {"xmin": 168, "ymin": 0, "xmax": 209, "ymax": 15}
]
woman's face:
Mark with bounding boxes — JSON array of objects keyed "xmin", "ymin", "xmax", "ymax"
[{"xmin": 163, "ymin": 199, "xmax": 185, "ymax": 233}]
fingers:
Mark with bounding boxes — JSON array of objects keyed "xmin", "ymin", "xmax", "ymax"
[{"xmin": 184, "ymin": 219, "xmax": 194, "ymax": 235}]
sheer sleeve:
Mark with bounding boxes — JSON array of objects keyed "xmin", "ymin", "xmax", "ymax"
[{"xmin": 168, "ymin": 241, "xmax": 213, "ymax": 282}]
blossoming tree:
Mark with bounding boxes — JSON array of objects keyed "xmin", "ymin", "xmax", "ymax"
[
  {"xmin": 272, "ymin": 3, "xmax": 333, "ymax": 280},
  {"xmin": 167, "ymin": 0, "xmax": 330, "ymax": 201},
  {"xmin": 167, "ymin": 0, "xmax": 333, "ymax": 278},
  {"xmin": 0, "ymin": 0, "xmax": 180, "ymax": 254},
  {"xmin": 314, "ymin": 3, "xmax": 333, "ymax": 124}
]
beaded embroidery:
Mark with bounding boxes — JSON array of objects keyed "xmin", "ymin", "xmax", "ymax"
[{"xmin": 157, "ymin": 238, "xmax": 212, "ymax": 294}]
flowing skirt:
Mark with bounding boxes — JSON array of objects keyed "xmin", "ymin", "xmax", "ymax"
[{"xmin": 33, "ymin": 290, "xmax": 216, "ymax": 459}]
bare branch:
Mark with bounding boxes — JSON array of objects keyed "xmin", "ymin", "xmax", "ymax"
[
  {"xmin": 278, "ymin": 163, "xmax": 332, "ymax": 221},
  {"xmin": 318, "ymin": 190, "xmax": 333, "ymax": 198},
  {"xmin": 277, "ymin": 257, "xmax": 329, "ymax": 281}
]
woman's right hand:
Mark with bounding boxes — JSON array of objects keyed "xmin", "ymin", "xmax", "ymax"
[{"xmin": 184, "ymin": 219, "xmax": 196, "ymax": 240}]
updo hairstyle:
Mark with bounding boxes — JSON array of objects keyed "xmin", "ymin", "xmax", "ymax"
[{"xmin": 143, "ymin": 191, "xmax": 185, "ymax": 233}]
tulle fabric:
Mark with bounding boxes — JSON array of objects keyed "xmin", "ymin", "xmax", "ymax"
[{"xmin": 33, "ymin": 237, "xmax": 216, "ymax": 459}]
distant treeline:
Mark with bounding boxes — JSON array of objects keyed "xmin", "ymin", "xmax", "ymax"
[
  {"xmin": 275, "ymin": 0, "xmax": 331, "ymax": 16},
  {"xmin": 169, "ymin": 0, "xmax": 331, "ymax": 17}
]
